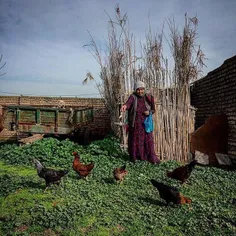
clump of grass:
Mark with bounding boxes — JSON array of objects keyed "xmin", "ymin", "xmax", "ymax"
[{"xmin": 0, "ymin": 138, "xmax": 235, "ymax": 235}]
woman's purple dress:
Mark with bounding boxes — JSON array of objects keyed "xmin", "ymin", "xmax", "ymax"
[{"xmin": 125, "ymin": 95, "xmax": 160, "ymax": 164}]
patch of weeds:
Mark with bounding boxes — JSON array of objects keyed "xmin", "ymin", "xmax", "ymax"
[{"xmin": 0, "ymin": 137, "xmax": 236, "ymax": 235}]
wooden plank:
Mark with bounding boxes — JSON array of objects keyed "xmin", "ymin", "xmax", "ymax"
[
  {"xmin": 18, "ymin": 134, "xmax": 44, "ymax": 144},
  {"xmin": 19, "ymin": 110, "xmax": 36, "ymax": 123}
]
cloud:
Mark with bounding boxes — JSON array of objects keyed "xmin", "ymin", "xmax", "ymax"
[
  {"xmin": 0, "ymin": 0, "xmax": 235, "ymax": 96},
  {"xmin": 0, "ymin": 39, "xmax": 101, "ymax": 96}
]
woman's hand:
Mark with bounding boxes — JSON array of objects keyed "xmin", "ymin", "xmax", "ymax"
[
  {"xmin": 121, "ymin": 105, "xmax": 127, "ymax": 112},
  {"xmin": 143, "ymin": 110, "xmax": 150, "ymax": 116}
]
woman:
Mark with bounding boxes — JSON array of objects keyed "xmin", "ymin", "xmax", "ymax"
[{"xmin": 121, "ymin": 81, "xmax": 160, "ymax": 164}]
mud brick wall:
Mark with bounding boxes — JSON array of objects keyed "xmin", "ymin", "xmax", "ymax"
[
  {"xmin": 191, "ymin": 55, "xmax": 236, "ymax": 159},
  {"xmin": 0, "ymin": 96, "xmax": 111, "ymax": 138}
]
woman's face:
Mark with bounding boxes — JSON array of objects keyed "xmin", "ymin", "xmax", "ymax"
[{"xmin": 136, "ymin": 87, "xmax": 145, "ymax": 96}]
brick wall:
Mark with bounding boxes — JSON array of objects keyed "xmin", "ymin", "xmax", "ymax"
[
  {"xmin": 0, "ymin": 96, "xmax": 111, "ymax": 138},
  {"xmin": 191, "ymin": 55, "xmax": 236, "ymax": 158}
]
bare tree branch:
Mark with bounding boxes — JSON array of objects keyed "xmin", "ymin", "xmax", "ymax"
[{"xmin": 0, "ymin": 54, "xmax": 6, "ymax": 76}]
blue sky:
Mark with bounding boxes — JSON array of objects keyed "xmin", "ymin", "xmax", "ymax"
[{"xmin": 0, "ymin": 0, "xmax": 235, "ymax": 97}]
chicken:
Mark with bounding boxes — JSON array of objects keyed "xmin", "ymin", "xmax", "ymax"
[
  {"xmin": 113, "ymin": 165, "xmax": 128, "ymax": 184},
  {"xmin": 72, "ymin": 152, "xmax": 94, "ymax": 179},
  {"xmin": 150, "ymin": 179, "xmax": 192, "ymax": 205},
  {"xmin": 33, "ymin": 159, "xmax": 69, "ymax": 192},
  {"xmin": 167, "ymin": 160, "xmax": 197, "ymax": 184}
]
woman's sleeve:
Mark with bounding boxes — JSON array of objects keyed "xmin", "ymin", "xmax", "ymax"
[
  {"xmin": 151, "ymin": 95, "xmax": 156, "ymax": 114},
  {"xmin": 125, "ymin": 95, "xmax": 134, "ymax": 110}
]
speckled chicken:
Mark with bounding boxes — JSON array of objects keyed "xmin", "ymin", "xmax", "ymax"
[{"xmin": 113, "ymin": 165, "xmax": 128, "ymax": 184}]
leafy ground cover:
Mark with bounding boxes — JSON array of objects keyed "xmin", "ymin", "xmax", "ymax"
[{"xmin": 0, "ymin": 137, "xmax": 236, "ymax": 236}]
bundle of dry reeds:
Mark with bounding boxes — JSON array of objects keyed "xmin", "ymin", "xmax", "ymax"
[
  {"xmin": 139, "ymin": 15, "xmax": 206, "ymax": 161},
  {"xmin": 84, "ymin": 6, "xmax": 137, "ymax": 139}
]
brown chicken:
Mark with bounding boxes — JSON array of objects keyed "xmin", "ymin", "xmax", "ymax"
[
  {"xmin": 167, "ymin": 160, "xmax": 197, "ymax": 184},
  {"xmin": 150, "ymin": 179, "xmax": 192, "ymax": 205},
  {"xmin": 72, "ymin": 152, "xmax": 94, "ymax": 179},
  {"xmin": 113, "ymin": 165, "xmax": 128, "ymax": 184}
]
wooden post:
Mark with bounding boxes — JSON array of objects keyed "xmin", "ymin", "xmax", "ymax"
[
  {"xmin": 36, "ymin": 109, "xmax": 41, "ymax": 124},
  {"xmin": 55, "ymin": 110, "xmax": 59, "ymax": 132}
]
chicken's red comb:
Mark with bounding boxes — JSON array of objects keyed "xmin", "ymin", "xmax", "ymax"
[{"xmin": 72, "ymin": 151, "xmax": 78, "ymax": 155}]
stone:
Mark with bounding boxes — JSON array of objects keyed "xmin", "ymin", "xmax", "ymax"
[
  {"xmin": 195, "ymin": 150, "xmax": 209, "ymax": 165},
  {"xmin": 215, "ymin": 153, "xmax": 232, "ymax": 165}
]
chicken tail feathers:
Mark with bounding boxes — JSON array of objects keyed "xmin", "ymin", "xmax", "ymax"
[
  {"xmin": 190, "ymin": 160, "xmax": 197, "ymax": 167},
  {"xmin": 88, "ymin": 162, "xmax": 95, "ymax": 171},
  {"xmin": 150, "ymin": 179, "xmax": 162, "ymax": 189},
  {"xmin": 120, "ymin": 165, "xmax": 126, "ymax": 171},
  {"xmin": 177, "ymin": 193, "xmax": 192, "ymax": 204},
  {"xmin": 33, "ymin": 158, "xmax": 43, "ymax": 166},
  {"xmin": 188, "ymin": 160, "xmax": 198, "ymax": 172},
  {"xmin": 33, "ymin": 159, "xmax": 44, "ymax": 173}
]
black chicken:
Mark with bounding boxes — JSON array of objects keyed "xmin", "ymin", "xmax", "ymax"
[
  {"xmin": 33, "ymin": 159, "xmax": 69, "ymax": 192},
  {"xmin": 150, "ymin": 179, "xmax": 192, "ymax": 205}
]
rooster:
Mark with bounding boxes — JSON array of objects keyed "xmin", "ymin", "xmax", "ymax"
[
  {"xmin": 33, "ymin": 159, "xmax": 69, "ymax": 192},
  {"xmin": 72, "ymin": 152, "xmax": 94, "ymax": 179},
  {"xmin": 150, "ymin": 179, "xmax": 192, "ymax": 205},
  {"xmin": 167, "ymin": 160, "xmax": 197, "ymax": 184},
  {"xmin": 113, "ymin": 165, "xmax": 128, "ymax": 184}
]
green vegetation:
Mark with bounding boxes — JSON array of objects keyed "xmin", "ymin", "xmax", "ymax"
[{"xmin": 0, "ymin": 137, "xmax": 235, "ymax": 235}]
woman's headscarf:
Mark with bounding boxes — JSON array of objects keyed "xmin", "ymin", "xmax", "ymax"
[{"xmin": 134, "ymin": 80, "xmax": 145, "ymax": 90}]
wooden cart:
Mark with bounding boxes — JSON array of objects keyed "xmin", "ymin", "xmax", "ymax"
[{"xmin": 0, "ymin": 105, "xmax": 94, "ymax": 144}]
